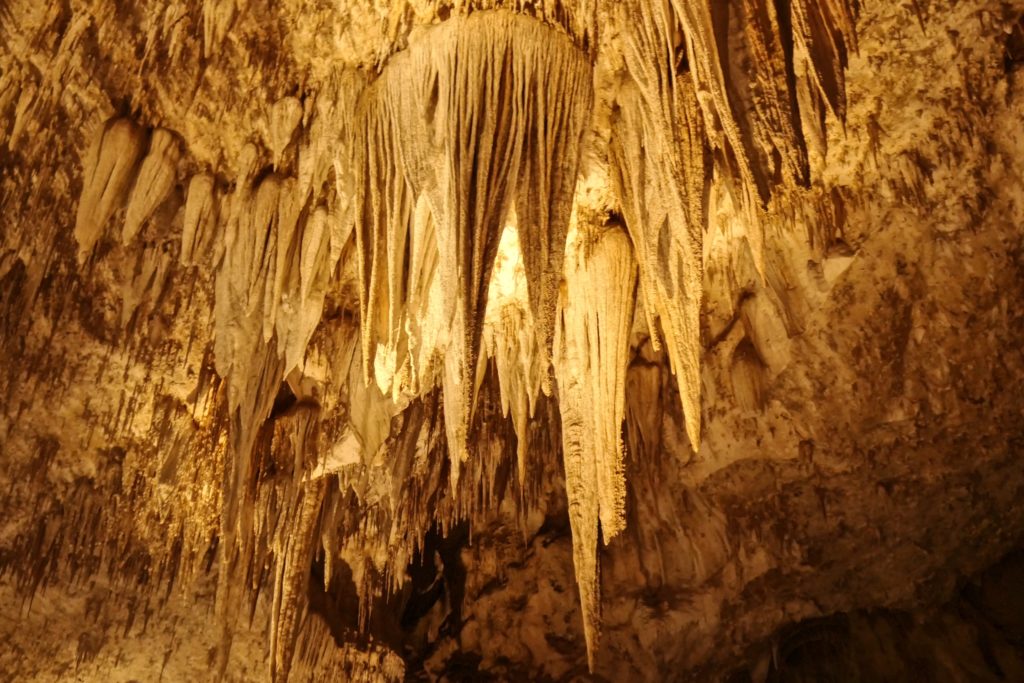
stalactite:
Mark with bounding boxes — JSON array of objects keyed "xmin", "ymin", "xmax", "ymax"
[
  {"xmin": 202, "ymin": 0, "xmax": 235, "ymax": 58},
  {"xmin": 482, "ymin": 219, "xmax": 542, "ymax": 484},
  {"xmin": 730, "ymin": 336, "xmax": 768, "ymax": 410},
  {"xmin": 613, "ymin": 0, "xmax": 709, "ymax": 452},
  {"xmin": 735, "ymin": 0, "xmax": 809, "ymax": 189},
  {"xmin": 268, "ymin": 404, "xmax": 327, "ymax": 683},
  {"xmin": 122, "ymin": 128, "xmax": 181, "ymax": 243},
  {"xmin": 119, "ymin": 241, "xmax": 174, "ymax": 330},
  {"xmin": 180, "ymin": 173, "xmax": 218, "ymax": 267},
  {"xmin": 354, "ymin": 10, "xmax": 592, "ymax": 487},
  {"xmin": 554, "ymin": 223, "xmax": 637, "ymax": 670},
  {"xmin": 212, "ymin": 148, "xmax": 290, "ymax": 672},
  {"xmin": 74, "ymin": 118, "xmax": 147, "ymax": 261},
  {"xmin": 663, "ymin": 0, "xmax": 764, "ymax": 226},
  {"xmin": 277, "ymin": 204, "xmax": 332, "ymax": 372}
]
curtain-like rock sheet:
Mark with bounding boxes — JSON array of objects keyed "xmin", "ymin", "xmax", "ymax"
[
  {"xmin": 555, "ymin": 223, "xmax": 637, "ymax": 669},
  {"xmin": 354, "ymin": 10, "xmax": 592, "ymax": 487},
  {"xmin": 203, "ymin": 70, "xmax": 365, "ymax": 673}
]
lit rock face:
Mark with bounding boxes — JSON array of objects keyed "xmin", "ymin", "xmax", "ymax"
[{"xmin": 2, "ymin": 0, "xmax": 1024, "ymax": 681}]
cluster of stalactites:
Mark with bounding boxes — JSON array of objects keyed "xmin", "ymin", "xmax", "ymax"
[
  {"xmin": 265, "ymin": 404, "xmax": 328, "ymax": 683},
  {"xmin": 662, "ymin": 0, "xmax": 855, "ymax": 217},
  {"xmin": 482, "ymin": 217, "xmax": 545, "ymax": 487},
  {"xmin": 610, "ymin": 0, "xmax": 857, "ymax": 453},
  {"xmin": 612, "ymin": 0, "xmax": 710, "ymax": 454},
  {"xmin": 554, "ymin": 221, "xmax": 637, "ymax": 669},
  {"xmin": 74, "ymin": 119, "xmax": 180, "ymax": 262},
  {"xmin": 213, "ymin": 69, "xmax": 365, "ymax": 410},
  {"xmin": 207, "ymin": 71, "xmax": 368, "ymax": 679},
  {"xmin": 353, "ymin": 9, "xmax": 593, "ymax": 488}
]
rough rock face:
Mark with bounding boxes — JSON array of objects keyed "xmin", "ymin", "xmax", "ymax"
[{"xmin": 2, "ymin": 0, "xmax": 1024, "ymax": 681}]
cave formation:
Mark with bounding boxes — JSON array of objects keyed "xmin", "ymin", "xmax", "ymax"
[{"xmin": 3, "ymin": 0, "xmax": 1024, "ymax": 680}]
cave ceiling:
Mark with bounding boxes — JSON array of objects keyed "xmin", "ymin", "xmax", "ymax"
[{"xmin": 2, "ymin": 0, "xmax": 1024, "ymax": 680}]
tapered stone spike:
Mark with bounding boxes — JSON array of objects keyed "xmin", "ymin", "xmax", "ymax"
[
  {"xmin": 74, "ymin": 118, "xmax": 147, "ymax": 261},
  {"xmin": 269, "ymin": 97, "xmax": 303, "ymax": 170},
  {"xmin": 791, "ymin": 0, "xmax": 857, "ymax": 119},
  {"xmin": 123, "ymin": 128, "xmax": 181, "ymax": 243},
  {"xmin": 181, "ymin": 174, "xmax": 218, "ymax": 266},
  {"xmin": 555, "ymin": 222, "xmax": 637, "ymax": 670},
  {"xmin": 483, "ymin": 218, "xmax": 542, "ymax": 485}
]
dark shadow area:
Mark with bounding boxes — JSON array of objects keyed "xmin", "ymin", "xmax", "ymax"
[{"xmin": 728, "ymin": 547, "xmax": 1024, "ymax": 682}]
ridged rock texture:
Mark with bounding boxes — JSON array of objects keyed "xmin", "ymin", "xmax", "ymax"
[{"xmin": 3, "ymin": 0, "xmax": 1024, "ymax": 681}]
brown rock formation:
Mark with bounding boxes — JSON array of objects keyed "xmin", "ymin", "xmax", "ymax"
[{"xmin": 2, "ymin": 0, "xmax": 1024, "ymax": 680}]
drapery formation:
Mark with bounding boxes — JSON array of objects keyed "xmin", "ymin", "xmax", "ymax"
[{"xmin": 353, "ymin": 10, "xmax": 593, "ymax": 487}]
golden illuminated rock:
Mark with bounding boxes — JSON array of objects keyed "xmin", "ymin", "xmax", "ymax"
[{"xmin": 2, "ymin": 0, "xmax": 1024, "ymax": 681}]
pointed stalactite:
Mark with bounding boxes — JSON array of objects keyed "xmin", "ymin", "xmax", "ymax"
[
  {"xmin": 122, "ymin": 128, "xmax": 181, "ymax": 243},
  {"xmin": 181, "ymin": 173, "xmax": 218, "ymax": 267},
  {"xmin": 306, "ymin": 70, "xmax": 366, "ymax": 207},
  {"xmin": 119, "ymin": 240, "xmax": 174, "ymax": 330},
  {"xmin": 613, "ymin": 0, "xmax": 709, "ymax": 452},
  {"xmin": 212, "ymin": 150, "xmax": 290, "ymax": 673},
  {"xmin": 353, "ymin": 74, "xmax": 417, "ymax": 399},
  {"xmin": 656, "ymin": 0, "xmax": 855, "ymax": 271},
  {"xmin": 203, "ymin": 0, "xmax": 236, "ymax": 59},
  {"xmin": 483, "ymin": 220, "xmax": 542, "ymax": 484},
  {"xmin": 402, "ymin": 198, "xmax": 444, "ymax": 401},
  {"xmin": 554, "ymin": 223, "xmax": 637, "ymax": 670},
  {"xmin": 74, "ymin": 118, "xmax": 147, "ymax": 261},
  {"xmin": 664, "ymin": 0, "xmax": 762, "ymax": 219},
  {"xmin": 653, "ymin": 0, "xmax": 769, "ymax": 274},
  {"xmin": 509, "ymin": 26, "xmax": 592, "ymax": 389},
  {"xmin": 277, "ymin": 204, "xmax": 335, "ymax": 373},
  {"xmin": 353, "ymin": 10, "xmax": 592, "ymax": 487},
  {"xmin": 267, "ymin": 177, "xmax": 302, "ymax": 343},
  {"xmin": 487, "ymin": 306, "xmax": 540, "ymax": 484}
]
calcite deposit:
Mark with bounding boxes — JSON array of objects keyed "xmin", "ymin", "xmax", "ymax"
[{"xmin": 2, "ymin": 0, "xmax": 1024, "ymax": 680}]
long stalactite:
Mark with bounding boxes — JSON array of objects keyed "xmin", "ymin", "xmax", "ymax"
[{"xmin": 554, "ymin": 222, "xmax": 637, "ymax": 669}]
